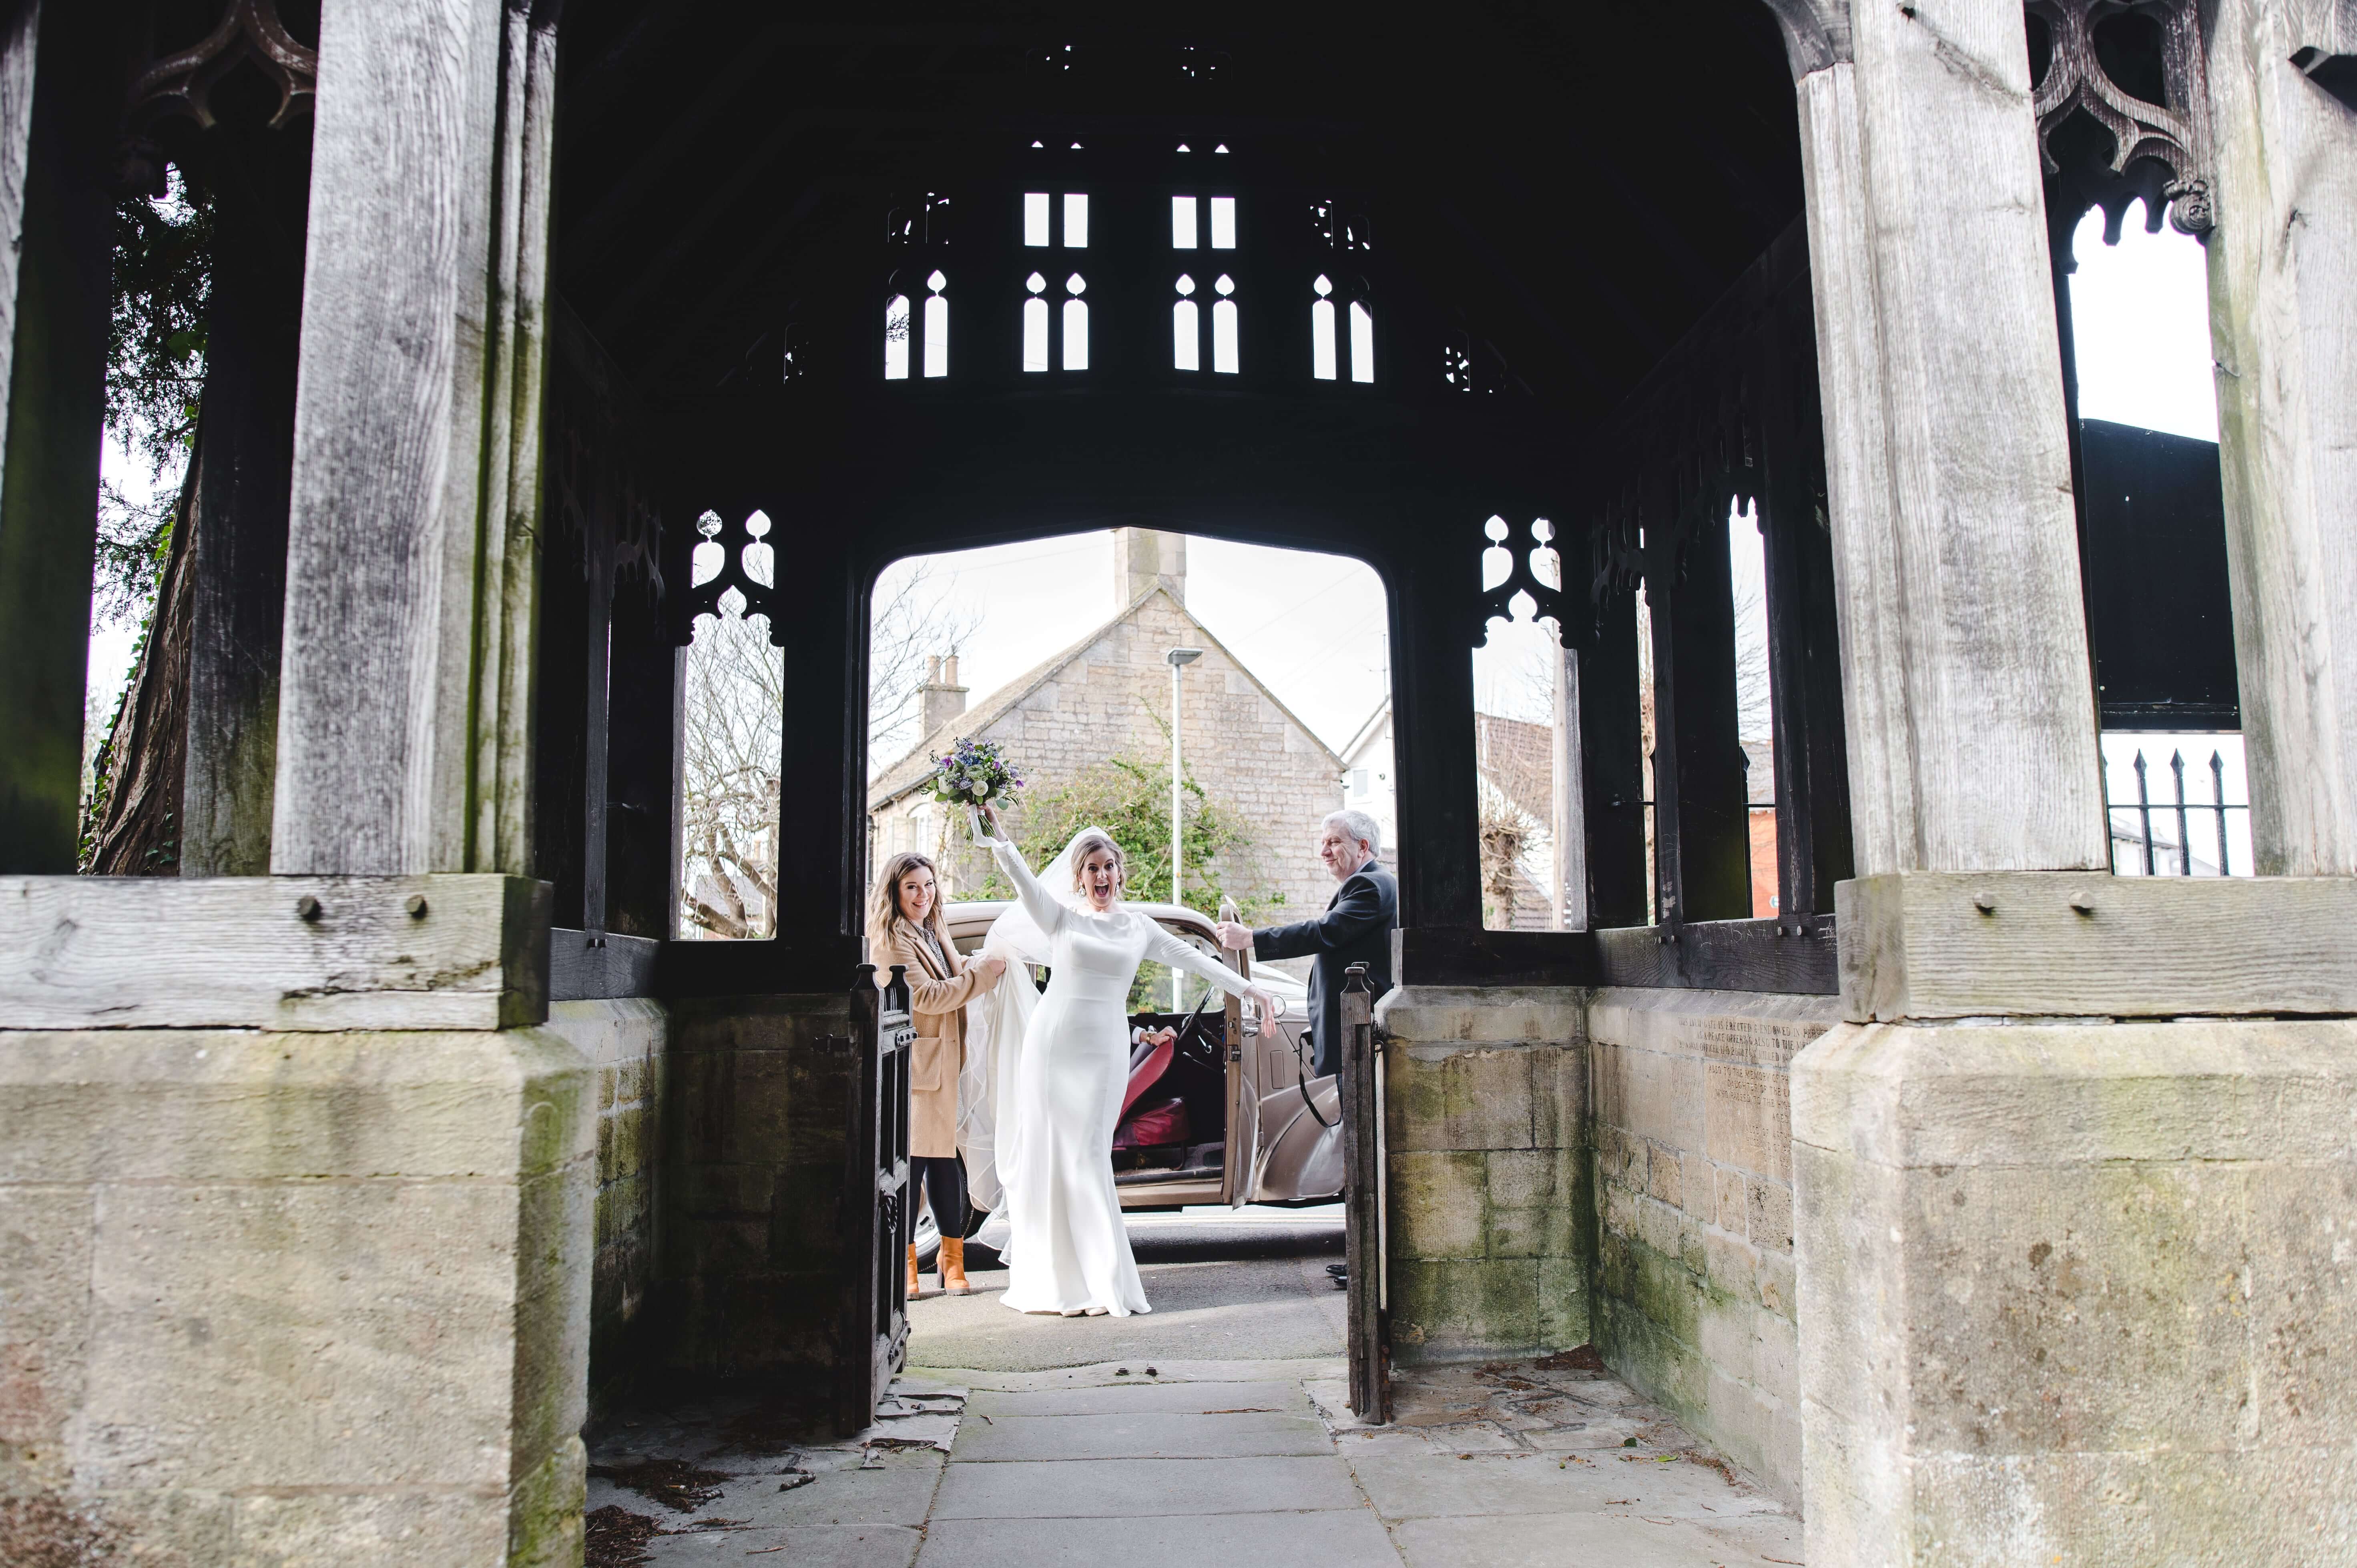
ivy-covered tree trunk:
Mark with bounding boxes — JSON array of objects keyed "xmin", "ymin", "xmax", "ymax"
[{"xmin": 84, "ymin": 439, "xmax": 199, "ymax": 874}]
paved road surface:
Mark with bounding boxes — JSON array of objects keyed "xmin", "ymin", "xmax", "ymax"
[
  {"xmin": 904, "ymin": 1206, "xmax": 1348, "ymax": 1370},
  {"xmin": 584, "ymin": 1207, "xmax": 1804, "ymax": 1566}
]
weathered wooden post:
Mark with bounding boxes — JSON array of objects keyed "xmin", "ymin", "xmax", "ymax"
[
  {"xmin": 1769, "ymin": 1, "xmax": 2357, "ymax": 1557},
  {"xmin": 2204, "ymin": 0, "xmax": 2357, "ymax": 878},
  {"xmin": 1339, "ymin": 960, "xmax": 1389, "ymax": 1422},
  {"xmin": 0, "ymin": 1, "xmax": 114, "ymax": 872}
]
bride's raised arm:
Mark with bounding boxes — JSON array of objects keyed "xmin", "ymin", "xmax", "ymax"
[
  {"xmin": 971, "ymin": 805, "xmax": 1066, "ymax": 940},
  {"xmin": 1141, "ymin": 924, "xmax": 1274, "ymax": 1025}
]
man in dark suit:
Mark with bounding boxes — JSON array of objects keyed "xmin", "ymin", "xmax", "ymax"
[{"xmin": 1214, "ymin": 808, "xmax": 1397, "ymax": 1080}]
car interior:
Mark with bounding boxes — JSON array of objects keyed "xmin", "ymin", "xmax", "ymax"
[{"xmin": 1111, "ymin": 989, "xmax": 1231, "ymax": 1187}]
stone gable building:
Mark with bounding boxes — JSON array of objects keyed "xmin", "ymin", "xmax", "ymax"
[{"xmin": 869, "ymin": 529, "xmax": 1346, "ymax": 918}]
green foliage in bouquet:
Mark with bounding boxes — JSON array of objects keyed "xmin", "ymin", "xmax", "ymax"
[{"xmin": 932, "ymin": 737, "xmax": 1024, "ymax": 807}]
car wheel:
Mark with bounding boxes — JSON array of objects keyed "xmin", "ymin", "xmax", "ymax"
[{"xmin": 911, "ymin": 1205, "xmax": 941, "ymax": 1269}]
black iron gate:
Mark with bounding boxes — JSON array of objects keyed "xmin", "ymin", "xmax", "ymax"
[
  {"xmin": 839, "ymin": 963, "xmax": 915, "ymax": 1434},
  {"xmin": 1340, "ymin": 962, "xmax": 1390, "ymax": 1422}
]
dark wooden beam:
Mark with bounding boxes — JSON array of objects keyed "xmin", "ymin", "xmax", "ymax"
[{"xmin": 559, "ymin": 20, "xmax": 800, "ymax": 260}]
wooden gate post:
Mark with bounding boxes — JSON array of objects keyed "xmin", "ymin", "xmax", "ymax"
[
  {"xmin": 2204, "ymin": 0, "xmax": 2357, "ymax": 877},
  {"xmin": 1782, "ymin": 0, "xmax": 2107, "ymax": 877},
  {"xmin": 840, "ymin": 963, "xmax": 915, "ymax": 1434},
  {"xmin": 271, "ymin": 0, "xmax": 561, "ymax": 875},
  {"xmin": 1340, "ymin": 961, "xmax": 1389, "ymax": 1423},
  {"xmin": 0, "ymin": 2, "xmax": 114, "ymax": 872}
]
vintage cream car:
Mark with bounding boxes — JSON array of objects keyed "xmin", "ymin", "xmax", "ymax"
[{"xmin": 905, "ymin": 898, "xmax": 1345, "ymax": 1262}]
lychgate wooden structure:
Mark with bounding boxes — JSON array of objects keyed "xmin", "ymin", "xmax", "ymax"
[{"xmin": 3, "ymin": 1, "xmax": 2356, "ymax": 1563}]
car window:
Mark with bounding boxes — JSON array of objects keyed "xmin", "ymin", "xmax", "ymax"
[{"xmin": 1132, "ymin": 924, "xmax": 1230, "ymax": 1014}]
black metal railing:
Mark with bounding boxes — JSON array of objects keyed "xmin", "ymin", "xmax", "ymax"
[{"xmin": 2105, "ymin": 746, "xmax": 2248, "ymax": 877}]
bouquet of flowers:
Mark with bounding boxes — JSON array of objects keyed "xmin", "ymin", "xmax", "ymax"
[{"xmin": 931, "ymin": 737, "xmax": 1025, "ymax": 809}]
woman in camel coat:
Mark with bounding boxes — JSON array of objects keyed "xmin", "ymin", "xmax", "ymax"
[{"xmin": 867, "ymin": 850, "xmax": 1004, "ymax": 1297}]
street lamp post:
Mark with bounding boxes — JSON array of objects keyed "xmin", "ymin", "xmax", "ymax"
[{"xmin": 1166, "ymin": 647, "xmax": 1203, "ymax": 1009}]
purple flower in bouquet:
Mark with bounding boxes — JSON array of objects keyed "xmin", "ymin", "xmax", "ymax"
[{"xmin": 931, "ymin": 738, "xmax": 1025, "ymax": 808}]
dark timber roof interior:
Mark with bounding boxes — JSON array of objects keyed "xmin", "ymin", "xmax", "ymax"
[{"xmin": 552, "ymin": 1, "xmax": 1805, "ymax": 422}]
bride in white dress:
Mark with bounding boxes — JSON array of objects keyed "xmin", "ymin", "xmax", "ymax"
[{"xmin": 968, "ymin": 802, "xmax": 1275, "ymax": 1317}]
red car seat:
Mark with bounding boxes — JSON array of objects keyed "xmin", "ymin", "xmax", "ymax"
[{"xmin": 1114, "ymin": 1032, "xmax": 1191, "ymax": 1149}]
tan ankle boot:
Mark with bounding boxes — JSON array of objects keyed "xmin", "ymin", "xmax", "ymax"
[
  {"xmin": 941, "ymin": 1236, "xmax": 972, "ymax": 1295},
  {"xmin": 906, "ymin": 1244, "xmax": 922, "ymax": 1299}
]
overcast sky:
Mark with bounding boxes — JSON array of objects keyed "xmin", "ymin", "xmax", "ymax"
[{"xmin": 87, "ymin": 201, "xmax": 2220, "ymax": 773}]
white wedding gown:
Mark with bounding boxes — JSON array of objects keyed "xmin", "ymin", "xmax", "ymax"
[{"xmin": 982, "ymin": 832, "xmax": 1254, "ymax": 1316}]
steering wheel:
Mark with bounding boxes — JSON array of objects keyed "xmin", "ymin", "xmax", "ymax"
[{"xmin": 1168, "ymin": 989, "xmax": 1219, "ymax": 1066}]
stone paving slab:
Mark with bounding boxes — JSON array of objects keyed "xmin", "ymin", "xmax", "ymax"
[
  {"xmin": 930, "ymin": 1454, "xmax": 1365, "ymax": 1518},
  {"xmin": 1394, "ymin": 1509, "xmax": 1805, "ymax": 1568},
  {"xmin": 954, "ymin": 1408, "xmax": 1333, "ymax": 1461},
  {"xmin": 964, "ymin": 1378, "xmax": 1308, "ymax": 1416},
  {"xmin": 911, "ymin": 1355, "xmax": 1345, "ymax": 1391},
  {"xmin": 641, "ymin": 1522, "xmax": 924, "ymax": 1566},
  {"xmin": 915, "ymin": 1509, "xmax": 1404, "ymax": 1567},
  {"xmin": 1342, "ymin": 1448, "xmax": 1787, "ymax": 1521}
]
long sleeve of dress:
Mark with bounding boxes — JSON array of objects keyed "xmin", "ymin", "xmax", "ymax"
[
  {"xmin": 1141, "ymin": 922, "xmax": 1255, "ymax": 1002},
  {"xmin": 988, "ymin": 837, "xmax": 1068, "ymax": 942},
  {"xmin": 875, "ymin": 928, "xmax": 989, "ymax": 1014}
]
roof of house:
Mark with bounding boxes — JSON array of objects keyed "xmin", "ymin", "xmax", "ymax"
[
  {"xmin": 868, "ymin": 583, "xmax": 1345, "ymax": 812},
  {"xmin": 1476, "ymin": 712, "xmax": 1555, "ymax": 824},
  {"xmin": 1341, "ymin": 698, "xmax": 1391, "ymax": 766}
]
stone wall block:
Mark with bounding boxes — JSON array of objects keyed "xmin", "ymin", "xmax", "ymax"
[
  {"xmin": 225, "ymin": 1490, "xmax": 510, "ymax": 1564},
  {"xmin": 1703, "ymin": 1228, "xmax": 1763, "ymax": 1308},
  {"xmin": 1697, "ymin": 1293, "xmax": 1761, "ymax": 1390},
  {"xmin": 1707, "ymin": 1060, "xmax": 1792, "ymax": 1184},
  {"xmin": 1486, "ymin": 1147, "xmax": 1578, "ymax": 1260},
  {"xmin": 1678, "ymin": 1150, "xmax": 1715, "ymax": 1219},
  {"xmin": 0, "ymin": 1029, "xmax": 595, "ymax": 1185},
  {"xmin": 1703, "ymin": 1364, "xmax": 1775, "ymax": 1478},
  {"xmin": 1391, "ymin": 1258, "xmax": 1540, "ymax": 1358},
  {"xmin": 1391, "ymin": 1149, "xmax": 1486, "ymax": 1258},
  {"xmin": 1746, "ymin": 1176, "xmax": 1793, "ymax": 1255},
  {"xmin": 0, "ymin": 1185, "xmax": 92, "ymax": 1492},
  {"xmin": 1755, "ymin": 1247, "xmax": 1796, "ymax": 1319},
  {"xmin": 1908, "ymin": 1159, "xmax": 2259, "ymax": 1456},
  {"xmin": 1793, "ymin": 1139, "xmax": 1905, "ymax": 1433},
  {"xmin": 1715, "ymin": 1164, "xmax": 1747, "ymax": 1235},
  {"xmin": 78, "ymin": 1180, "xmax": 527, "ymax": 1491},
  {"xmin": 1532, "ymin": 1037, "xmax": 1588, "ymax": 1152},
  {"xmin": 506, "ymin": 1434, "xmax": 589, "ymax": 1568},
  {"xmin": 1644, "ymin": 1141, "xmax": 1684, "ymax": 1208},
  {"xmin": 510, "ymin": 1166, "xmax": 595, "ymax": 1466},
  {"xmin": 1538, "ymin": 1253, "xmax": 1590, "ymax": 1350},
  {"xmin": 2246, "ymin": 1159, "xmax": 2357, "ymax": 1446}
]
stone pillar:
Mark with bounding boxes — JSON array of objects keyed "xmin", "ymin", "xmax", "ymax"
[
  {"xmin": 0, "ymin": 5, "xmax": 595, "ymax": 1564},
  {"xmin": 1377, "ymin": 987, "xmax": 1589, "ymax": 1361},
  {"xmin": 2204, "ymin": 0, "xmax": 2357, "ymax": 877},
  {"xmin": 1771, "ymin": 2, "xmax": 2357, "ymax": 1559}
]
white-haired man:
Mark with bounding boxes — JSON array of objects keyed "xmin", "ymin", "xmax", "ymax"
[{"xmin": 1215, "ymin": 809, "xmax": 1396, "ymax": 1080}]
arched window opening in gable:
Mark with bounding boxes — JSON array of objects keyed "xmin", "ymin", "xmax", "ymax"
[
  {"xmin": 1063, "ymin": 273, "xmax": 1090, "ymax": 370},
  {"xmin": 1174, "ymin": 275, "xmax": 1200, "ymax": 371},
  {"xmin": 1311, "ymin": 275, "xmax": 1337, "ymax": 381},
  {"xmin": 1022, "ymin": 273, "xmax": 1049, "ymax": 372},
  {"xmin": 923, "ymin": 271, "xmax": 949, "ymax": 379},
  {"xmin": 884, "ymin": 293, "xmax": 911, "ymax": 381},
  {"xmin": 1211, "ymin": 275, "xmax": 1237, "ymax": 374}
]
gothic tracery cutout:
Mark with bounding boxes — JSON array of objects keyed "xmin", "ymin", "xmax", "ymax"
[
  {"xmin": 120, "ymin": 0, "xmax": 319, "ymax": 193},
  {"xmin": 2029, "ymin": 0, "xmax": 2213, "ymax": 243}
]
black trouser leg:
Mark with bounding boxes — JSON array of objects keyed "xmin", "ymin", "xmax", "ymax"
[{"xmin": 910, "ymin": 1154, "xmax": 968, "ymax": 1241}]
